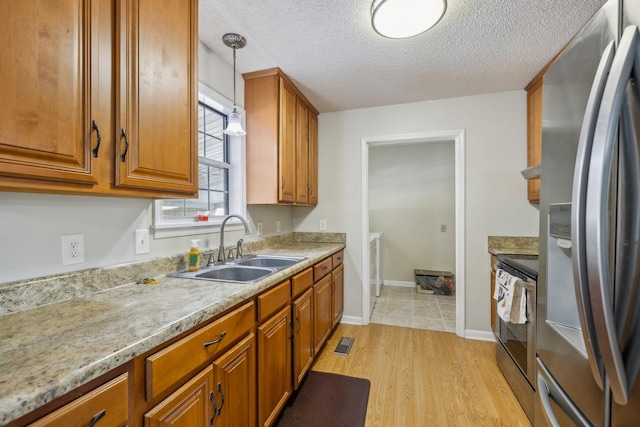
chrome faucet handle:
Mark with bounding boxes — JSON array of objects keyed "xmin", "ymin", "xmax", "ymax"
[
  {"xmin": 207, "ymin": 250, "xmax": 216, "ymax": 266},
  {"xmin": 227, "ymin": 247, "xmax": 235, "ymax": 260}
]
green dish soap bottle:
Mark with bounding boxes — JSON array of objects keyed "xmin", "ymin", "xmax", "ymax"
[{"xmin": 188, "ymin": 239, "xmax": 201, "ymax": 272}]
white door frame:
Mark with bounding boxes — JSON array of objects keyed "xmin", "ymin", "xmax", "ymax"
[{"xmin": 361, "ymin": 129, "xmax": 466, "ymax": 338}]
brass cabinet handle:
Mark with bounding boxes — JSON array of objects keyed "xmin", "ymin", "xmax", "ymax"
[
  {"xmin": 216, "ymin": 382, "xmax": 225, "ymax": 415},
  {"xmin": 210, "ymin": 391, "xmax": 218, "ymax": 424},
  {"xmin": 203, "ymin": 331, "xmax": 227, "ymax": 348},
  {"xmin": 87, "ymin": 410, "xmax": 106, "ymax": 427},
  {"xmin": 91, "ymin": 120, "xmax": 101, "ymax": 158},
  {"xmin": 120, "ymin": 128, "xmax": 129, "ymax": 162}
]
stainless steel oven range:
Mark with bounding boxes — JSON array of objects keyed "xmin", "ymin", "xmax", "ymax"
[{"xmin": 495, "ymin": 254, "xmax": 538, "ymax": 423}]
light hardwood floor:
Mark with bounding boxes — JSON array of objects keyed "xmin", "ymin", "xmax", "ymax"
[{"xmin": 312, "ymin": 323, "xmax": 531, "ymax": 427}]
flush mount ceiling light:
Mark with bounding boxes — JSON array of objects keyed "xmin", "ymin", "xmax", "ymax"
[
  {"xmin": 222, "ymin": 33, "xmax": 247, "ymax": 136},
  {"xmin": 371, "ymin": 0, "xmax": 446, "ymax": 39}
]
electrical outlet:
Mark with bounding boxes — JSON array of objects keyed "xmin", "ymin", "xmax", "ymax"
[
  {"xmin": 135, "ymin": 229, "xmax": 150, "ymax": 254},
  {"xmin": 276, "ymin": 220, "xmax": 281, "ymax": 233},
  {"xmin": 61, "ymin": 234, "xmax": 85, "ymax": 265},
  {"xmin": 440, "ymin": 224, "xmax": 446, "ymax": 233},
  {"xmin": 319, "ymin": 220, "xmax": 327, "ymax": 231},
  {"xmin": 257, "ymin": 222, "xmax": 263, "ymax": 236}
]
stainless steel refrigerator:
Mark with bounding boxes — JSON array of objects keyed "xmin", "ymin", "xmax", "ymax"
[{"xmin": 536, "ymin": 0, "xmax": 640, "ymax": 425}]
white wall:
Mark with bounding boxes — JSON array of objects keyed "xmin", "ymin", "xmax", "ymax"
[
  {"xmin": 0, "ymin": 42, "xmax": 293, "ymax": 285},
  {"xmin": 369, "ymin": 142, "xmax": 456, "ymax": 282},
  {"xmin": 292, "ymin": 90, "xmax": 539, "ymax": 334}
]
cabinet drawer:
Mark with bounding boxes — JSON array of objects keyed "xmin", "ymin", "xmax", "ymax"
[
  {"xmin": 313, "ymin": 257, "xmax": 333, "ymax": 281},
  {"xmin": 332, "ymin": 250, "xmax": 344, "ymax": 268},
  {"xmin": 29, "ymin": 373, "xmax": 129, "ymax": 427},
  {"xmin": 146, "ymin": 301, "xmax": 255, "ymax": 401},
  {"xmin": 291, "ymin": 268, "xmax": 313, "ymax": 298},
  {"xmin": 258, "ymin": 280, "xmax": 291, "ymax": 323}
]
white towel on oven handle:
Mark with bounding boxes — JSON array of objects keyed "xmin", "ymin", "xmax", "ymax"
[{"xmin": 493, "ymin": 269, "xmax": 527, "ymax": 324}]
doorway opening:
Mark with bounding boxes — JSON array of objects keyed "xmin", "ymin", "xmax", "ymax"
[{"xmin": 361, "ymin": 130, "xmax": 466, "ymax": 337}]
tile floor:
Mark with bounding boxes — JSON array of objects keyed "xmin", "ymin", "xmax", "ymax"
[{"xmin": 369, "ymin": 285, "xmax": 456, "ymax": 333}]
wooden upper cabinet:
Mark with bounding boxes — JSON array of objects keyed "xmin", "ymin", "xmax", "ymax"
[
  {"xmin": 526, "ymin": 76, "xmax": 542, "ymax": 203},
  {"xmin": 0, "ymin": 0, "xmax": 198, "ymax": 198},
  {"xmin": 295, "ymin": 100, "xmax": 309, "ymax": 204},
  {"xmin": 0, "ymin": 0, "xmax": 98, "ymax": 185},
  {"xmin": 244, "ymin": 67, "xmax": 319, "ymax": 206},
  {"xmin": 116, "ymin": 0, "xmax": 197, "ymax": 194}
]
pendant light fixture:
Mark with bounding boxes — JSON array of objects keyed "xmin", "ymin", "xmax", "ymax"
[
  {"xmin": 371, "ymin": 0, "xmax": 446, "ymax": 39},
  {"xmin": 222, "ymin": 33, "xmax": 247, "ymax": 136}
]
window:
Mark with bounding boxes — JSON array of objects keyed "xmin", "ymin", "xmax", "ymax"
[{"xmin": 152, "ymin": 84, "xmax": 246, "ymax": 238}]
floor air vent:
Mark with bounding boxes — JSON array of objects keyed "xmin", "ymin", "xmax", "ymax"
[{"xmin": 334, "ymin": 337, "xmax": 355, "ymax": 356}]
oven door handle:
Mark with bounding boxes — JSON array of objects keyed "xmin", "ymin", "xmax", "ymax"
[{"xmin": 570, "ymin": 40, "xmax": 615, "ymax": 391}]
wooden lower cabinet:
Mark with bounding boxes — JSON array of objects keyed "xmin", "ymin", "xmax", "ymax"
[
  {"xmin": 19, "ymin": 252, "xmax": 347, "ymax": 427},
  {"xmin": 257, "ymin": 306, "xmax": 292, "ymax": 427},
  {"xmin": 313, "ymin": 274, "xmax": 332, "ymax": 355},
  {"xmin": 293, "ymin": 287, "xmax": 314, "ymax": 389},
  {"xmin": 144, "ymin": 366, "xmax": 213, "ymax": 427},
  {"xmin": 331, "ymin": 263, "xmax": 344, "ymax": 328},
  {"xmin": 212, "ymin": 333, "xmax": 256, "ymax": 427}
]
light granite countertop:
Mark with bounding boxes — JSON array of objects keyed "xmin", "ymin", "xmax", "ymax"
[
  {"xmin": 487, "ymin": 236, "xmax": 538, "ymax": 257},
  {"xmin": 0, "ymin": 237, "xmax": 344, "ymax": 426}
]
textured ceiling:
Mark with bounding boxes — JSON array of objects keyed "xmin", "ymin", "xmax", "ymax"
[{"xmin": 199, "ymin": 0, "xmax": 607, "ymax": 113}]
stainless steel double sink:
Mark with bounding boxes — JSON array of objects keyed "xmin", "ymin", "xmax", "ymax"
[{"xmin": 168, "ymin": 254, "xmax": 306, "ymax": 284}]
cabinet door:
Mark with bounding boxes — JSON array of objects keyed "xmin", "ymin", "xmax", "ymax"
[
  {"xmin": 257, "ymin": 306, "xmax": 292, "ymax": 427},
  {"xmin": 212, "ymin": 333, "xmax": 256, "ymax": 427},
  {"xmin": 144, "ymin": 365, "xmax": 213, "ymax": 427},
  {"xmin": 278, "ymin": 79, "xmax": 296, "ymax": 203},
  {"xmin": 313, "ymin": 274, "xmax": 332, "ymax": 354},
  {"xmin": 116, "ymin": 0, "xmax": 197, "ymax": 194},
  {"xmin": 307, "ymin": 113, "xmax": 318, "ymax": 205},
  {"xmin": 295, "ymin": 99, "xmax": 309, "ymax": 204},
  {"xmin": 293, "ymin": 288, "xmax": 314, "ymax": 389},
  {"xmin": 0, "ymin": 0, "xmax": 99, "ymax": 185},
  {"xmin": 331, "ymin": 263, "xmax": 344, "ymax": 328}
]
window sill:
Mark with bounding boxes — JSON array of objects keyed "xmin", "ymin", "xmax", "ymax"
[{"xmin": 151, "ymin": 219, "xmax": 247, "ymax": 239}]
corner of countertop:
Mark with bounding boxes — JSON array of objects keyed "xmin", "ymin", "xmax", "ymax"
[{"xmin": 488, "ymin": 235, "xmax": 538, "ymax": 256}]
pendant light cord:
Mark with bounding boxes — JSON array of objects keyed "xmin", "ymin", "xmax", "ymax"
[{"xmin": 232, "ymin": 47, "xmax": 237, "ymax": 108}]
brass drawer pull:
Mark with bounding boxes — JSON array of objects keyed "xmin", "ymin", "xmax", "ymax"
[
  {"xmin": 91, "ymin": 120, "xmax": 101, "ymax": 158},
  {"xmin": 120, "ymin": 128, "xmax": 129, "ymax": 162},
  {"xmin": 203, "ymin": 331, "xmax": 227, "ymax": 348},
  {"xmin": 87, "ymin": 410, "xmax": 106, "ymax": 427}
]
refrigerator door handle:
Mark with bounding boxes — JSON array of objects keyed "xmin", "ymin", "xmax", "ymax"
[
  {"xmin": 537, "ymin": 359, "xmax": 594, "ymax": 427},
  {"xmin": 571, "ymin": 40, "xmax": 615, "ymax": 391},
  {"xmin": 585, "ymin": 25, "xmax": 640, "ymax": 405}
]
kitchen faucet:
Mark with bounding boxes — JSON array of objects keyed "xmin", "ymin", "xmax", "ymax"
[{"xmin": 217, "ymin": 214, "xmax": 251, "ymax": 262}]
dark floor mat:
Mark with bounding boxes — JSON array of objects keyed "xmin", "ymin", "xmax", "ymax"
[{"xmin": 275, "ymin": 371, "xmax": 370, "ymax": 427}]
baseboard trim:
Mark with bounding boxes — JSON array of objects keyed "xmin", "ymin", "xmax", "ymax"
[
  {"xmin": 464, "ymin": 329, "xmax": 496, "ymax": 342},
  {"xmin": 340, "ymin": 315, "xmax": 362, "ymax": 325},
  {"xmin": 383, "ymin": 280, "xmax": 415, "ymax": 288}
]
